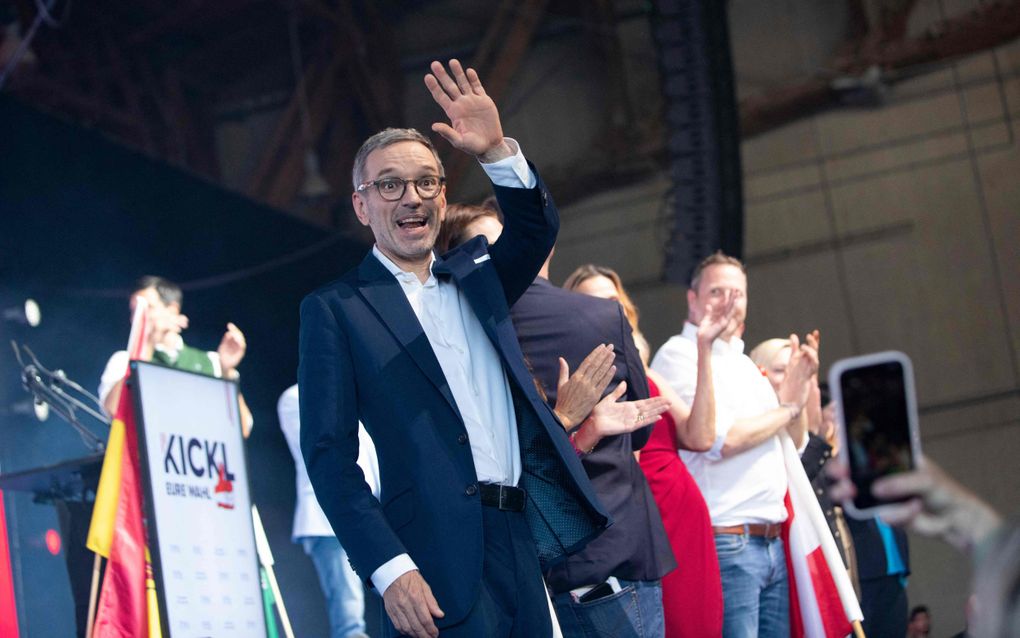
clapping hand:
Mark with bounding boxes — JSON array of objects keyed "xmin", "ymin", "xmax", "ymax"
[
  {"xmin": 777, "ymin": 333, "xmax": 819, "ymax": 408},
  {"xmin": 424, "ymin": 59, "xmax": 512, "ymax": 162},
  {"xmin": 217, "ymin": 322, "xmax": 247, "ymax": 374},
  {"xmin": 696, "ymin": 290, "xmax": 739, "ymax": 345},
  {"xmin": 554, "ymin": 344, "xmax": 616, "ymax": 430}
]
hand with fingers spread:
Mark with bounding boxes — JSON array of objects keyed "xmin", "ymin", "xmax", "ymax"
[
  {"xmin": 217, "ymin": 322, "xmax": 247, "ymax": 374},
  {"xmin": 423, "ymin": 59, "xmax": 512, "ymax": 163},
  {"xmin": 570, "ymin": 381, "xmax": 671, "ymax": 454},
  {"xmin": 776, "ymin": 333, "xmax": 819, "ymax": 409},
  {"xmin": 383, "ymin": 570, "xmax": 445, "ymax": 638},
  {"xmin": 696, "ymin": 291, "xmax": 740, "ymax": 346},
  {"xmin": 553, "ymin": 344, "xmax": 616, "ymax": 430}
]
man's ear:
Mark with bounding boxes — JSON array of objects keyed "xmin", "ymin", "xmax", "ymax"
[{"xmin": 352, "ymin": 192, "xmax": 370, "ymax": 226}]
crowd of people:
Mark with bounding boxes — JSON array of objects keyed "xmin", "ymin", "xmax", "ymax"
[{"xmin": 103, "ymin": 59, "xmax": 1016, "ymax": 638}]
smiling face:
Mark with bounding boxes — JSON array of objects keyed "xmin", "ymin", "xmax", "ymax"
[
  {"xmin": 352, "ymin": 141, "xmax": 447, "ymax": 272},
  {"xmin": 687, "ymin": 263, "xmax": 748, "ymax": 340}
]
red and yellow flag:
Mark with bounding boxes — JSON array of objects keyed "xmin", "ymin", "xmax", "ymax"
[
  {"xmin": 91, "ymin": 388, "xmax": 148, "ymax": 637},
  {"xmin": 86, "ymin": 298, "xmax": 161, "ymax": 636}
]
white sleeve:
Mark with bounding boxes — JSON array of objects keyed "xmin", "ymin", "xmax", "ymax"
[
  {"xmin": 356, "ymin": 424, "xmax": 382, "ymax": 500},
  {"xmin": 98, "ymin": 351, "xmax": 130, "ymax": 413},
  {"xmin": 478, "ymin": 138, "xmax": 536, "ymax": 189},
  {"xmin": 650, "ymin": 341, "xmax": 698, "ymax": 406},
  {"xmin": 277, "ymin": 386, "xmax": 301, "ymax": 460},
  {"xmin": 371, "ymin": 554, "xmax": 418, "ymax": 596}
]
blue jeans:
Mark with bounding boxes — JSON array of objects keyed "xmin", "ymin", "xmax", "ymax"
[
  {"xmin": 552, "ymin": 579, "xmax": 665, "ymax": 638},
  {"xmin": 300, "ymin": 536, "xmax": 367, "ymax": 638},
  {"xmin": 715, "ymin": 534, "xmax": 789, "ymax": 638}
]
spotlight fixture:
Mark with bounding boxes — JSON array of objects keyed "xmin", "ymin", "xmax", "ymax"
[{"xmin": 3, "ymin": 299, "xmax": 40, "ymax": 327}]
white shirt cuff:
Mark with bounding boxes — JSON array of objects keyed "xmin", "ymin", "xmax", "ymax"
[
  {"xmin": 479, "ymin": 137, "xmax": 536, "ymax": 189},
  {"xmin": 371, "ymin": 553, "xmax": 418, "ymax": 595}
]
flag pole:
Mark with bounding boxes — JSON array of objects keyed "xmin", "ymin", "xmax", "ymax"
[
  {"xmin": 84, "ymin": 553, "xmax": 102, "ymax": 638},
  {"xmin": 252, "ymin": 505, "xmax": 294, "ymax": 638}
]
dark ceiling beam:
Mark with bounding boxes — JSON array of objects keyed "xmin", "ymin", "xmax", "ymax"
[
  {"xmin": 740, "ymin": 0, "xmax": 1020, "ymax": 138},
  {"xmin": 441, "ymin": 0, "xmax": 551, "ymax": 192},
  {"xmin": 163, "ymin": 66, "xmax": 220, "ymax": 179},
  {"xmin": 246, "ymin": 41, "xmax": 345, "ymax": 205},
  {"xmin": 259, "ymin": 52, "xmax": 346, "ymax": 210},
  {"xmin": 101, "ymin": 32, "xmax": 156, "ymax": 153}
]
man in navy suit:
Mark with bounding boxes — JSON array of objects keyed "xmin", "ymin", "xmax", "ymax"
[{"xmin": 299, "ymin": 60, "xmax": 609, "ymax": 638}]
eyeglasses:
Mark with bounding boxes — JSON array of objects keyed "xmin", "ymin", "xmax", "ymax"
[{"xmin": 356, "ymin": 175, "xmax": 446, "ymax": 202}]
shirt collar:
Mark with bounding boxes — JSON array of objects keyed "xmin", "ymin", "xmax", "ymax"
[
  {"xmin": 681, "ymin": 321, "xmax": 745, "ymax": 356},
  {"xmin": 372, "ymin": 245, "xmax": 439, "ymax": 287}
]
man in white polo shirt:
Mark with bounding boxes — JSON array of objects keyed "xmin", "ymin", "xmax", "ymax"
[{"xmin": 651, "ymin": 251, "xmax": 817, "ymax": 638}]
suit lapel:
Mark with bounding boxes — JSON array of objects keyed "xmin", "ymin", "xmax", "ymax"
[{"xmin": 356, "ymin": 254, "xmax": 463, "ymax": 422}]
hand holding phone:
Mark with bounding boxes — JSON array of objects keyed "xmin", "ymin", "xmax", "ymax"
[{"xmin": 829, "ymin": 351, "xmax": 922, "ymax": 519}]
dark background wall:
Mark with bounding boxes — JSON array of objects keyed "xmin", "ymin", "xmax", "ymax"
[{"xmin": 0, "ymin": 94, "xmax": 373, "ymax": 636}]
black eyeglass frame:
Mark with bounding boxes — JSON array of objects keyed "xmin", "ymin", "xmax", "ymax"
[{"xmin": 355, "ymin": 176, "xmax": 446, "ymax": 201}]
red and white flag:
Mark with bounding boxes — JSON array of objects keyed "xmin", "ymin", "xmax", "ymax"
[{"xmin": 780, "ymin": 432, "xmax": 863, "ymax": 638}]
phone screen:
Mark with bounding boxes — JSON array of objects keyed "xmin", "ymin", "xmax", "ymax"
[{"xmin": 840, "ymin": 360, "xmax": 915, "ymax": 510}]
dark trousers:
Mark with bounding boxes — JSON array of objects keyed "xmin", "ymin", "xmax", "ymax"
[
  {"xmin": 391, "ymin": 505, "xmax": 552, "ymax": 637},
  {"xmin": 859, "ymin": 575, "xmax": 907, "ymax": 638}
]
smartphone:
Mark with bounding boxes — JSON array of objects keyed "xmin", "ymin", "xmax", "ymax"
[{"xmin": 829, "ymin": 351, "xmax": 922, "ymax": 520}]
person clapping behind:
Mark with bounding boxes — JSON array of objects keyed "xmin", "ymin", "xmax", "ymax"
[{"xmin": 98, "ymin": 275, "xmax": 253, "ymax": 437}]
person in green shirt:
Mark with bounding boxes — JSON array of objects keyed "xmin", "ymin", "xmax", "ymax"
[{"xmin": 98, "ymin": 275, "xmax": 253, "ymax": 437}]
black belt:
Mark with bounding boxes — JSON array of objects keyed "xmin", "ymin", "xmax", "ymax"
[{"xmin": 478, "ymin": 483, "xmax": 526, "ymax": 512}]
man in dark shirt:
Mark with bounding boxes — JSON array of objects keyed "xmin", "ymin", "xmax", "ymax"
[{"xmin": 441, "ymin": 204, "xmax": 675, "ymax": 638}]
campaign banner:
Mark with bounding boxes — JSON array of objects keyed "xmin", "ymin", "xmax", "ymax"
[{"xmin": 132, "ymin": 362, "xmax": 267, "ymax": 638}]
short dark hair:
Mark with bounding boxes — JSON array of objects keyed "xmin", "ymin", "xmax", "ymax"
[
  {"xmin": 351, "ymin": 128, "xmax": 444, "ymax": 189},
  {"xmin": 909, "ymin": 605, "xmax": 930, "ymax": 620},
  {"xmin": 689, "ymin": 250, "xmax": 746, "ymax": 291},
  {"xmin": 436, "ymin": 203, "xmax": 502, "ymax": 254},
  {"xmin": 133, "ymin": 276, "xmax": 182, "ymax": 307}
]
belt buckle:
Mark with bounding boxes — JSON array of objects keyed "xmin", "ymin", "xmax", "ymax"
[{"xmin": 497, "ymin": 485, "xmax": 511, "ymax": 511}]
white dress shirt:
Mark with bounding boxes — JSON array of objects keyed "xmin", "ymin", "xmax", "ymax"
[
  {"xmin": 368, "ymin": 139, "xmax": 535, "ymax": 595},
  {"xmin": 651, "ymin": 322, "xmax": 788, "ymax": 526},
  {"xmin": 277, "ymin": 385, "xmax": 380, "ymax": 541}
]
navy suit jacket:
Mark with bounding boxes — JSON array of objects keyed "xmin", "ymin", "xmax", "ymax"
[
  {"xmin": 511, "ymin": 280, "xmax": 675, "ymax": 591},
  {"xmin": 298, "ymin": 173, "xmax": 609, "ymax": 627}
]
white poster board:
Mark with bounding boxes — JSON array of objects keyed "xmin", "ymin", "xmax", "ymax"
[{"xmin": 132, "ymin": 362, "xmax": 267, "ymax": 638}]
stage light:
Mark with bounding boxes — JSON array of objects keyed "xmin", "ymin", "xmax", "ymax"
[
  {"xmin": 5, "ymin": 397, "xmax": 49, "ymax": 421},
  {"xmin": 3, "ymin": 298, "xmax": 40, "ymax": 327},
  {"xmin": 45, "ymin": 529, "xmax": 61, "ymax": 556}
]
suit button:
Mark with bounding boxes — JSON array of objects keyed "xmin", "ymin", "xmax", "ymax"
[
  {"xmin": 458, "ymin": 433, "xmax": 468, "ymax": 444},
  {"xmin": 465, "ymin": 484, "xmax": 477, "ymax": 496}
]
